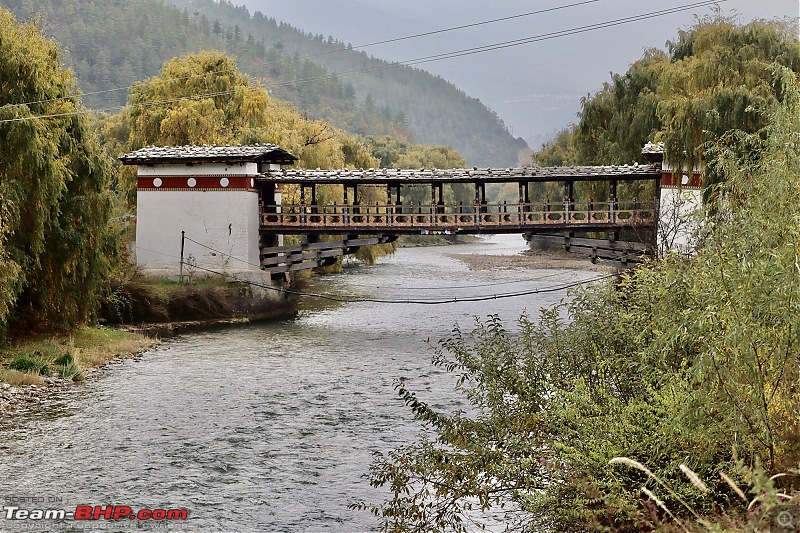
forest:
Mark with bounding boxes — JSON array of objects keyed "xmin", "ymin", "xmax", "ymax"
[{"xmin": 1, "ymin": 0, "xmax": 528, "ymax": 167}]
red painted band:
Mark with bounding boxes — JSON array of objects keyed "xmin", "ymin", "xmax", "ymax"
[{"xmin": 137, "ymin": 176, "xmax": 258, "ymax": 190}]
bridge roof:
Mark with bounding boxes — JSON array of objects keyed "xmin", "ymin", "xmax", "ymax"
[
  {"xmin": 120, "ymin": 144, "xmax": 298, "ymax": 165},
  {"xmin": 258, "ymin": 164, "xmax": 660, "ymax": 184}
]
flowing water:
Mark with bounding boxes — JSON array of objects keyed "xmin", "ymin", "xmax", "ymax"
[{"xmin": 0, "ymin": 235, "xmax": 596, "ymax": 532}]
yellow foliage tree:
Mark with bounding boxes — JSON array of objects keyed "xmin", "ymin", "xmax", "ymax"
[{"xmin": 106, "ymin": 51, "xmax": 376, "ymax": 204}]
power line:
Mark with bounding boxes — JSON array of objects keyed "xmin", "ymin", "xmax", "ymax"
[
  {"xmin": 387, "ymin": 0, "xmax": 727, "ymax": 67},
  {"xmin": 1, "ymin": 67, "xmax": 245, "ymax": 110},
  {"xmin": 357, "ymin": 270, "xmax": 578, "ymax": 291},
  {"xmin": 0, "ymin": 0, "xmax": 727, "ymax": 125},
  {"xmin": 188, "ymin": 260, "xmax": 617, "ymax": 305},
  {"xmin": 306, "ymin": 0, "xmax": 602, "ymax": 56},
  {"xmin": 0, "ymin": 0, "xmax": 600, "ymax": 112},
  {"xmin": 182, "ymin": 235, "xmax": 261, "ymax": 269},
  {"xmin": 138, "ymin": 236, "xmax": 618, "ymax": 305},
  {"xmin": 181, "ymin": 235, "xmax": 583, "ymax": 291}
]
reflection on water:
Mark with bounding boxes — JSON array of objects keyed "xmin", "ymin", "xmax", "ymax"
[{"xmin": 0, "ymin": 235, "xmax": 595, "ymax": 532}]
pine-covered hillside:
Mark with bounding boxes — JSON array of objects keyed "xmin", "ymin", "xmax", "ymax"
[{"xmin": 2, "ymin": 0, "xmax": 528, "ymax": 167}]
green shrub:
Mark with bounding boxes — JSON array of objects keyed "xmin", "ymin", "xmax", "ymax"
[
  {"xmin": 357, "ymin": 72, "xmax": 800, "ymax": 531},
  {"xmin": 9, "ymin": 354, "xmax": 50, "ymax": 376}
]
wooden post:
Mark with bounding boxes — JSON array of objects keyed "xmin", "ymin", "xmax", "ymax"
[
  {"xmin": 524, "ymin": 182, "xmax": 531, "ymax": 218},
  {"xmin": 311, "ymin": 183, "xmax": 317, "ymax": 214},
  {"xmin": 179, "ymin": 230, "xmax": 185, "ymax": 284},
  {"xmin": 610, "ymin": 178, "xmax": 618, "ymax": 225},
  {"xmin": 564, "ymin": 180, "xmax": 573, "ymax": 223}
]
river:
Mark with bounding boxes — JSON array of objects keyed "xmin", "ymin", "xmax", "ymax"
[{"xmin": 0, "ymin": 235, "xmax": 597, "ymax": 532}]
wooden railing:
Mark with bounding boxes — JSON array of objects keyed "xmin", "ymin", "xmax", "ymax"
[{"xmin": 260, "ymin": 201, "xmax": 658, "ymax": 232}]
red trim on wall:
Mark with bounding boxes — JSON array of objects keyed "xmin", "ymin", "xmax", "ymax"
[
  {"xmin": 661, "ymin": 171, "xmax": 702, "ymax": 189},
  {"xmin": 137, "ymin": 176, "xmax": 258, "ymax": 190}
]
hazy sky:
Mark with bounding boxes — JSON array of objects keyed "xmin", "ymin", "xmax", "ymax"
[{"xmin": 241, "ymin": 0, "xmax": 796, "ymax": 146}]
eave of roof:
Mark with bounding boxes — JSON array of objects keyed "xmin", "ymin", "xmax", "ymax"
[
  {"xmin": 256, "ymin": 164, "xmax": 661, "ymax": 184},
  {"xmin": 119, "ymin": 144, "xmax": 298, "ymax": 165}
]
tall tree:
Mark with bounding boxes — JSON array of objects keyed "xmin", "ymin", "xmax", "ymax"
[
  {"xmin": 535, "ymin": 16, "xmax": 800, "ymax": 197},
  {"xmin": 0, "ymin": 8, "xmax": 115, "ymax": 335},
  {"xmin": 109, "ymin": 50, "xmax": 377, "ymax": 204}
]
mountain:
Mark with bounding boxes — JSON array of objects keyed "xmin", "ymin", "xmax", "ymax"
[
  {"xmin": 245, "ymin": 0, "xmax": 797, "ymax": 146},
  {"xmin": 2, "ymin": 0, "xmax": 528, "ymax": 167}
]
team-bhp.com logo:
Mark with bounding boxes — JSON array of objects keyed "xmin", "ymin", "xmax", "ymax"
[{"xmin": 4, "ymin": 505, "xmax": 188, "ymax": 521}]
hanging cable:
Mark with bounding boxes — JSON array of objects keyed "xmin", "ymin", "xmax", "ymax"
[
  {"xmin": 185, "ymin": 260, "xmax": 618, "ymax": 305},
  {"xmin": 180, "ymin": 235, "xmax": 586, "ymax": 292},
  {"xmin": 139, "ymin": 236, "xmax": 619, "ymax": 305},
  {"xmin": 0, "ymin": 0, "xmax": 728, "ymax": 124},
  {"xmin": 0, "ymin": 0, "xmax": 601, "ymax": 111}
]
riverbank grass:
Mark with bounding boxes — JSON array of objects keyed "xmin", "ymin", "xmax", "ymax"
[{"xmin": 0, "ymin": 328, "xmax": 156, "ymax": 386}]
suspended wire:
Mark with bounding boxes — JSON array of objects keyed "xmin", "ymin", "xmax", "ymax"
[
  {"xmin": 138, "ymin": 236, "xmax": 618, "ymax": 305},
  {"xmin": 359, "ymin": 270, "xmax": 578, "ymax": 291},
  {"xmin": 186, "ymin": 260, "xmax": 617, "ymax": 305},
  {"xmin": 307, "ymin": 0, "xmax": 601, "ymax": 56},
  {"xmin": 0, "ymin": 0, "xmax": 728, "ymax": 125},
  {"xmin": 182, "ymin": 235, "xmax": 261, "ymax": 269},
  {"xmin": 385, "ymin": 0, "xmax": 727, "ymax": 67},
  {"xmin": 1, "ymin": 66, "xmax": 244, "ymax": 110},
  {"xmin": 182, "ymin": 234, "xmax": 580, "ymax": 291},
  {"xmin": 134, "ymin": 245, "xmax": 184, "ymax": 262},
  {"xmin": 0, "ymin": 0, "xmax": 600, "ymax": 111}
]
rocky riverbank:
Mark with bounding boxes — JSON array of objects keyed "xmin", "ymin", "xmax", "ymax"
[
  {"xmin": 0, "ymin": 359, "xmax": 140, "ymax": 416},
  {"xmin": 0, "ymin": 328, "xmax": 157, "ymax": 418}
]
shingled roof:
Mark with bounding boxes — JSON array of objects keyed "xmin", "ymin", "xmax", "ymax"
[
  {"xmin": 257, "ymin": 164, "xmax": 661, "ymax": 184},
  {"xmin": 119, "ymin": 144, "xmax": 298, "ymax": 165}
]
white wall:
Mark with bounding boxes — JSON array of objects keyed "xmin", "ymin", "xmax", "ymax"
[
  {"xmin": 136, "ymin": 189, "xmax": 261, "ymax": 276},
  {"xmin": 138, "ymin": 162, "xmax": 258, "ymax": 176}
]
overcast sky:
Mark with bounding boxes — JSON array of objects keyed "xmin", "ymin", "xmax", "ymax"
[{"xmin": 240, "ymin": 0, "xmax": 796, "ymax": 146}]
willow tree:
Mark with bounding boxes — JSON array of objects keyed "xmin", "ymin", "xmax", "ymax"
[
  {"xmin": 537, "ymin": 16, "xmax": 800, "ymax": 195},
  {"xmin": 109, "ymin": 51, "xmax": 376, "ymax": 204},
  {"xmin": 657, "ymin": 16, "xmax": 800, "ymax": 194},
  {"xmin": 0, "ymin": 8, "xmax": 115, "ymax": 335}
]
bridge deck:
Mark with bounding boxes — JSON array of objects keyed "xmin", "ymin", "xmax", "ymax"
[{"xmin": 260, "ymin": 201, "xmax": 657, "ymax": 235}]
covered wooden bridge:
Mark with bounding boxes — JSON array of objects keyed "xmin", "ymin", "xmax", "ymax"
[
  {"xmin": 258, "ymin": 165, "xmax": 660, "ymax": 233},
  {"xmin": 256, "ymin": 163, "xmax": 662, "ymax": 272},
  {"xmin": 121, "ymin": 143, "xmax": 664, "ymax": 276}
]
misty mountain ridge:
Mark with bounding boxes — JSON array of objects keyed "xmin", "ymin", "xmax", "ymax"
[{"xmin": 1, "ymin": 0, "xmax": 528, "ymax": 167}]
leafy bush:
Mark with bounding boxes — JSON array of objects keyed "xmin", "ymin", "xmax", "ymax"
[
  {"xmin": 9, "ymin": 354, "xmax": 50, "ymax": 376},
  {"xmin": 52, "ymin": 351, "xmax": 82, "ymax": 381},
  {"xmin": 358, "ymin": 72, "xmax": 800, "ymax": 531}
]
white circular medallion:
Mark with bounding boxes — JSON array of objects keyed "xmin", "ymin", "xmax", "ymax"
[
  {"xmin": 153, "ymin": 178, "xmax": 163, "ymax": 188},
  {"xmin": 187, "ymin": 178, "xmax": 197, "ymax": 188},
  {"xmin": 250, "ymin": 178, "xmax": 255, "ymax": 188},
  {"xmin": 220, "ymin": 178, "xmax": 230, "ymax": 188},
  {"xmin": 681, "ymin": 174, "xmax": 690, "ymax": 185}
]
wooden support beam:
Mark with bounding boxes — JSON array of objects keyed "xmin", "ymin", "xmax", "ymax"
[
  {"xmin": 528, "ymin": 234, "xmax": 654, "ymax": 253},
  {"xmin": 259, "ymin": 235, "xmax": 395, "ymax": 272}
]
